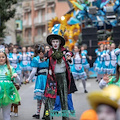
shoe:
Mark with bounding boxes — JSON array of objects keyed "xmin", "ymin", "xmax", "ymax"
[
  {"xmin": 10, "ymin": 112, "xmax": 12, "ymax": 116},
  {"xmin": 42, "ymin": 116, "xmax": 46, "ymax": 119},
  {"xmin": 44, "ymin": 116, "xmax": 50, "ymax": 120},
  {"xmin": 32, "ymin": 114, "xmax": 40, "ymax": 119},
  {"xmin": 42, "ymin": 116, "xmax": 53, "ymax": 120},
  {"xmin": 32, "ymin": 114, "xmax": 39, "ymax": 117},
  {"xmin": 14, "ymin": 113, "xmax": 18, "ymax": 117},
  {"xmin": 84, "ymin": 90, "xmax": 88, "ymax": 93},
  {"xmin": 35, "ymin": 115, "xmax": 40, "ymax": 119}
]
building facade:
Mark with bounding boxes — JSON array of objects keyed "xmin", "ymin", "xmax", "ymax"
[
  {"xmin": 22, "ymin": 0, "xmax": 70, "ymax": 46},
  {"xmin": 4, "ymin": 1, "xmax": 23, "ymax": 45}
]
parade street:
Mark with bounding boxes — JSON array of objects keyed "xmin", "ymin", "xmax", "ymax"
[{"xmin": 0, "ymin": 78, "xmax": 100, "ymax": 120}]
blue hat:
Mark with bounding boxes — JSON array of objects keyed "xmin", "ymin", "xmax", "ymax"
[{"xmin": 47, "ymin": 24, "xmax": 66, "ymax": 46}]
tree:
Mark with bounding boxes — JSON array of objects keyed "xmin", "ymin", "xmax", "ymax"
[{"xmin": 0, "ymin": 0, "xmax": 17, "ymax": 37}]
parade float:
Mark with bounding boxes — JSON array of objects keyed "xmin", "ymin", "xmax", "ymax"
[{"xmin": 48, "ymin": 0, "xmax": 120, "ymax": 50}]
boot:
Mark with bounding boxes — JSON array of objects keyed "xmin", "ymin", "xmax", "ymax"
[{"xmin": 62, "ymin": 117, "xmax": 69, "ymax": 120}]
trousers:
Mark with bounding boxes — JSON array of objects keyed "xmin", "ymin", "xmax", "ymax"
[
  {"xmin": 44, "ymin": 72, "xmax": 68, "ymax": 119},
  {"xmin": 54, "ymin": 94, "xmax": 74, "ymax": 111}
]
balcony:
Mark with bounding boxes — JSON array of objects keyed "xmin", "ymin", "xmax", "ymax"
[
  {"xmin": 34, "ymin": 0, "xmax": 45, "ymax": 9},
  {"xmin": 22, "ymin": 2, "xmax": 31, "ymax": 12},
  {"xmin": 34, "ymin": 0, "xmax": 45, "ymax": 4},
  {"xmin": 34, "ymin": 17, "xmax": 42, "ymax": 24},
  {"xmin": 23, "ymin": 20, "xmax": 32, "ymax": 28},
  {"xmin": 45, "ymin": 13, "xmax": 56, "ymax": 21},
  {"xmin": 34, "ymin": 18, "xmax": 46, "ymax": 27}
]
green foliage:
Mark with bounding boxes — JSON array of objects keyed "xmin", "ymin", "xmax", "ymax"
[
  {"xmin": 16, "ymin": 35, "xmax": 22, "ymax": 45},
  {"xmin": 0, "ymin": 0, "xmax": 17, "ymax": 37}
]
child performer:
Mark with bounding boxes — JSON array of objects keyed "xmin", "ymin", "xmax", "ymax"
[
  {"xmin": 27, "ymin": 46, "xmax": 32, "ymax": 72},
  {"xmin": 26, "ymin": 45, "xmax": 49, "ymax": 119},
  {"xmin": 95, "ymin": 45, "xmax": 104, "ymax": 82},
  {"xmin": 72, "ymin": 45, "xmax": 88, "ymax": 93},
  {"xmin": 0, "ymin": 45, "xmax": 20, "ymax": 120},
  {"xmin": 81, "ymin": 45, "xmax": 92, "ymax": 78},
  {"xmin": 19, "ymin": 47, "xmax": 30, "ymax": 84},
  {"xmin": 9, "ymin": 48, "xmax": 21, "ymax": 86}
]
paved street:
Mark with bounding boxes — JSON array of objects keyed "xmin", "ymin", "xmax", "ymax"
[{"xmin": 0, "ymin": 78, "xmax": 100, "ymax": 120}]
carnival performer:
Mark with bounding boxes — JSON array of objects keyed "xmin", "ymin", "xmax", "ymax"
[
  {"xmin": 93, "ymin": 48, "xmax": 99, "ymax": 68},
  {"xmin": 0, "ymin": 45, "xmax": 21, "ymax": 120},
  {"xmin": 28, "ymin": 46, "xmax": 36, "ymax": 82},
  {"xmin": 44, "ymin": 44, "xmax": 51, "ymax": 60},
  {"xmin": 95, "ymin": 45, "xmax": 104, "ymax": 82},
  {"xmin": 43, "ymin": 24, "xmax": 71, "ymax": 120},
  {"xmin": 26, "ymin": 45, "xmax": 49, "ymax": 119},
  {"xmin": 101, "ymin": 44, "xmax": 111, "ymax": 74},
  {"xmin": 19, "ymin": 47, "xmax": 31, "ymax": 83},
  {"xmin": 53, "ymin": 52, "xmax": 77, "ymax": 114},
  {"xmin": 9, "ymin": 48, "xmax": 21, "ymax": 85},
  {"xmin": 27, "ymin": 47, "xmax": 32, "ymax": 72},
  {"xmin": 109, "ymin": 43, "xmax": 117, "ymax": 74},
  {"xmin": 81, "ymin": 46, "xmax": 89, "ymax": 69},
  {"xmin": 81, "ymin": 45, "xmax": 92, "ymax": 78},
  {"xmin": 71, "ymin": 45, "xmax": 88, "ymax": 93}
]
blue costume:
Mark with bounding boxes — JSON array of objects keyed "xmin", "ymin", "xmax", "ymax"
[
  {"xmin": 109, "ymin": 49, "xmax": 117, "ymax": 74},
  {"xmin": 93, "ymin": 49, "xmax": 99, "ymax": 67},
  {"xmin": 95, "ymin": 51, "xmax": 104, "ymax": 74},
  {"xmin": 27, "ymin": 52, "xmax": 32, "ymax": 71},
  {"xmin": 9, "ymin": 53, "xmax": 21, "ymax": 75},
  {"xmin": 81, "ymin": 50, "xmax": 90, "ymax": 69},
  {"xmin": 101, "ymin": 50, "xmax": 111, "ymax": 74},
  {"xmin": 115, "ymin": 48, "xmax": 120, "ymax": 66},
  {"xmin": 71, "ymin": 52, "xmax": 87, "ymax": 80},
  {"xmin": 19, "ymin": 52, "xmax": 31, "ymax": 71},
  {"xmin": 31, "ymin": 56, "xmax": 49, "ymax": 100}
]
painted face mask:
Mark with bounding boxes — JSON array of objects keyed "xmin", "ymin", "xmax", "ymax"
[{"xmin": 51, "ymin": 39, "xmax": 61, "ymax": 50}]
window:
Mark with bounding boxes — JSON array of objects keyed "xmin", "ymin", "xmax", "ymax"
[
  {"xmin": 38, "ymin": 10, "xmax": 42, "ymax": 23},
  {"xmin": 16, "ymin": 23, "xmax": 19, "ymax": 29},
  {"xmin": 28, "ymin": 13, "xmax": 31, "ymax": 25},
  {"xmin": 51, "ymin": 7, "xmax": 54, "ymax": 13}
]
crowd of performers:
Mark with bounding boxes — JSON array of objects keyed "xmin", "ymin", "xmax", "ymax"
[
  {"xmin": 4, "ymin": 43, "xmax": 92, "ymax": 91},
  {"xmin": 0, "ymin": 39, "xmax": 92, "ymax": 120},
  {"xmin": 94, "ymin": 43, "xmax": 120, "ymax": 83},
  {"xmin": 1, "ymin": 38, "xmax": 120, "ymax": 120}
]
